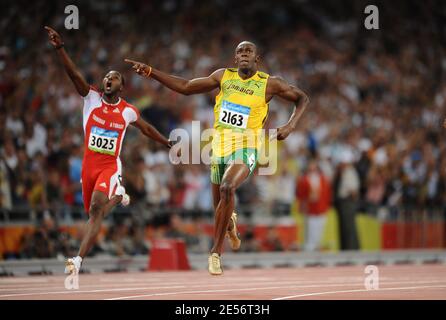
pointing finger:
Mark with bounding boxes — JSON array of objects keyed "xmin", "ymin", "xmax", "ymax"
[
  {"xmin": 44, "ymin": 26, "xmax": 55, "ymax": 34},
  {"xmin": 124, "ymin": 59, "xmax": 139, "ymax": 65}
]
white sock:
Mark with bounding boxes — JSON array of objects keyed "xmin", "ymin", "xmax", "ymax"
[
  {"xmin": 74, "ymin": 256, "xmax": 82, "ymax": 266},
  {"xmin": 115, "ymin": 186, "xmax": 126, "ymax": 196}
]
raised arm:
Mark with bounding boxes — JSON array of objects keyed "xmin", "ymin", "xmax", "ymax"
[
  {"xmin": 266, "ymin": 76, "xmax": 310, "ymax": 140},
  {"xmin": 131, "ymin": 117, "xmax": 171, "ymax": 148},
  {"xmin": 125, "ymin": 59, "xmax": 224, "ymax": 95},
  {"xmin": 45, "ymin": 26, "xmax": 89, "ymax": 97}
]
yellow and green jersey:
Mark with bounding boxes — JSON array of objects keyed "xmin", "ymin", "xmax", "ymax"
[{"xmin": 212, "ymin": 68, "xmax": 270, "ymax": 157}]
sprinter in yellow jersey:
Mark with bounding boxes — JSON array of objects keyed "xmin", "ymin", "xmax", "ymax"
[{"xmin": 125, "ymin": 41, "xmax": 309, "ymax": 275}]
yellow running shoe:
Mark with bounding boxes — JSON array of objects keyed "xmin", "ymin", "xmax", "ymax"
[
  {"xmin": 226, "ymin": 212, "xmax": 241, "ymax": 250},
  {"xmin": 208, "ymin": 253, "xmax": 223, "ymax": 275}
]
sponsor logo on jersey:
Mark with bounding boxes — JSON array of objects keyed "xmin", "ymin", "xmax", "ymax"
[
  {"xmin": 93, "ymin": 114, "xmax": 106, "ymax": 125},
  {"xmin": 109, "ymin": 122, "xmax": 124, "ymax": 129},
  {"xmin": 113, "ymin": 108, "xmax": 120, "ymax": 113},
  {"xmin": 99, "ymin": 182, "xmax": 107, "ymax": 188},
  {"xmin": 226, "ymin": 83, "xmax": 254, "ymax": 95}
]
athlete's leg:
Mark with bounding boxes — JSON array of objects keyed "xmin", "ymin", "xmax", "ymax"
[
  {"xmin": 77, "ymin": 190, "xmax": 122, "ymax": 258},
  {"xmin": 212, "ymin": 183, "xmax": 235, "ymax": 231},
  {"xmin": 210, "ymin": 163, "xmax": 249, "ymax": 255},
  {"xmin": 211, "ymin": 183, "xmax": 220, "ymax": 210}
]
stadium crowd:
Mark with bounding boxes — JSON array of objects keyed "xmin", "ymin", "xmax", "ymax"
[{"xmin": 1, "ymin": 1, "xmax": 445, "ymax": 257}]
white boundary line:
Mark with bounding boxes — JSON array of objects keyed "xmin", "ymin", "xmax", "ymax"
[
  {"xmin": 272, "ymin": 285, "xmax": 446, "ymax": 300},
  {"xmin": 105, "ymin": 280, "xmax": 446, "ymax": 301},
  {"xmin": 1, "ymin": 279, "xmax": 446, "ymax": 299},
  {"xmin": 0, "ymin": 285, "xmax": 185, "ymax": 298}
]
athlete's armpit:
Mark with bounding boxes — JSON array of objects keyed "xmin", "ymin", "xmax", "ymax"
[
  {"xmin": 266, "ymin": 76, "xmax": 309, "ymax": 105},
  {"xmin": 181, "ymin": 68, "xmax": 225, "ymax": 95}
]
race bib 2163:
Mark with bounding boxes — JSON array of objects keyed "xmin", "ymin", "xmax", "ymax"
[{"xmin": 218, "ymin": 100, "xmax": 250, "ymax": 129}]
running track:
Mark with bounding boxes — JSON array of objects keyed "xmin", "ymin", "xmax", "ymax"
[{"xmin": 0, "ymin": 265, "xmax": 445, "ymax": 300}]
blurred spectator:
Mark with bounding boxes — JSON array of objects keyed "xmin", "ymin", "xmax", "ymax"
[
  {"xmin": 1, "ymin": 0, "xmax": 446, "ymax": 257},
  {"xmin": 261, "ymin": 226, "xmax": 283, "ymax": 252},
  {"xmin": 364, "ymin": 165, "xmax": 387, "ymax": 216},
  {"xmin": 333, "ymin": 152, "xmax": 361, "ymax": 250},
  {"xmin": 128, "ymin": 223, "xmax": 150, "ymax": 255},
  {"xmin": 68, "ymin": 143, "xmax": 83, "ymax": 207},
  {"xmin": 0, "ymin": 158, "xmax": 12, "ymax": 209},
  {"xmin": 271, "ymin": 166, "xmax": 296, "ymax": 217},
  {"xmin": 20, "ymin": 212, "xmax": 59, "ymax": 258},
  {"xmin": 241, "ymin": 225, "xmax": 260, "ymax": 252},
  {"xmin": 297, "ymin": 159, "xmax": 332, "ymax": 251}
]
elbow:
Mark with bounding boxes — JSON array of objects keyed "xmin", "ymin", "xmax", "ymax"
[
  {"xmin": 302, "ymin": 93, "xmax": 310, "ymax": 106},
  {"xmin": 296, "ymin": 94, "xmax": 309, "ymax": 110},
  {"xmin": 181, "ymin": 80, "xmax": 196, "ymax": 96},
  {"xmin": 181, "ymin": 84, "xmax": 191, "ymax": 96}
]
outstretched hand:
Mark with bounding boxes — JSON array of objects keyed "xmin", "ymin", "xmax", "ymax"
[
  {"xmin": 44, "ymin": 26, "xmax": 64, "ymax": 48},
  {"xmin": 124, "ymin": 59, "xmax": 152, "ymax": 77}
]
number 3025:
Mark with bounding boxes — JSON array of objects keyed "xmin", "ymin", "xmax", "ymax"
[{"xmin": 90, "ymin": 135, "xmax": 115, "ymax": 151}]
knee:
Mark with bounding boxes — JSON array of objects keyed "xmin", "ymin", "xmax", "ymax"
[
  {"xmin": 219, "ymin": 181, "xmax": 235, "ymax": 203},
  {"xmin": 89, "ymin": 201, "xmax": 104, "ymax": 219}
]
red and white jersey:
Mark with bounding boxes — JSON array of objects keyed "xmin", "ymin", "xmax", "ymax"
[{"xmin": 82, "ymin": 87, "xmax": 139, "ymax": 166}]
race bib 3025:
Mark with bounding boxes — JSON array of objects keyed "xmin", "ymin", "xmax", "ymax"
[{"xmin": 88, "ymin": 126, "xmax": 118, "ymax": 155}]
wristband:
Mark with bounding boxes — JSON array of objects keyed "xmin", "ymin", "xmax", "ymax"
[{"xmin": 55, "ymin": 43, "xmax": 65, "ymax": 50}]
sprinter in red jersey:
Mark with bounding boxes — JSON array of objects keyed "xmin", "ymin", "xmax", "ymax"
[{"xmin": 45, "ymin": 26, "xmax": 174, "ymax": 274}]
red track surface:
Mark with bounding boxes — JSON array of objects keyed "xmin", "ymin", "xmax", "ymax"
[{"xmin": 0, "ymin": 265, "xmax": 445, "ymax": 300}]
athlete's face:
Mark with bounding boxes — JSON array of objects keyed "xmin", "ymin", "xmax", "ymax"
[
  {"xmin": 235, "ymin": 43, "xmax": 259, "ymax": 70},
  {"xmin": 102, "ymin": 71, "xmax": 123, "ymax": 95}
]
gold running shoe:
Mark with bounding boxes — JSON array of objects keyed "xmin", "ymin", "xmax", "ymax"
[
  {"xmin": 226, "ymin": 212, "xmax": 241, "ymax": 250},
  {"xmin": 208, "ymin": 253, "xmax": 223, "ymax": 275}
]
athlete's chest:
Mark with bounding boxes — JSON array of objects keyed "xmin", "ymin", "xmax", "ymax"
[
  {"xmin": 221, "ymin": 78, "xmax": 265, "ymax": 96},
  {"xmin": 85, "ymin": 105, "xmax": 127, "ymax": 156},
  {"xmin": 88, "ymin": 105, "xmax": 126, "ymax": 132}
]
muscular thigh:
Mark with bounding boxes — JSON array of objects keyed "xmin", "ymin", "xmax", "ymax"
[
  {"xmin": 81, "ymin": 166, "xmax": 101, "ymax": 214},
  {"xmin": 221, "ymin": 163, "xmax": 250, "ymax": 190}
]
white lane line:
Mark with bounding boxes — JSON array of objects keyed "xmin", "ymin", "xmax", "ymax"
[
  {"xmin": 0, "ymin": 280, "xmax": 324, "ymax": 297},
  {"xmin": 0, "ymin": 280, "xmax": 345, "ymax": 296},
  {"xmin": 0, "ymin": 277, "xmax": 374, "ymax": 292},
  {"xmin": 105, "ymin": 280, "xmax": 446, "ymax": 300},
  {"xmin": 0, "ymin": 278, "xmax": 50, "ymax": 284},
  {"xmin": 105, "ymin": 286, "xmax": 304, "ymax": 300},
  {"xmin": 0, "ymin": 279, "xmax": 318, "ymax": 292},
  {"xmin": 272, "ymin": 285, "xmax": 446, "ymax": 300},
  {"xmin": 2, "ymin": 279, "xmax": 446, "ymax": 299},
  {"xmin": 0, "ymin": 285, "xmax": 185, "ymax": 298}
]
